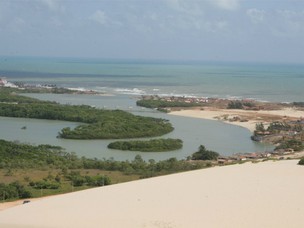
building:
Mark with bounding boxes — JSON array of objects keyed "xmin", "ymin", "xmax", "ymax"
[{"xmin": 0, "ymin": 77, "xmax": 8, "ymax": 86}]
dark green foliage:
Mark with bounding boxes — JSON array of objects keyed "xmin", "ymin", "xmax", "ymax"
[
  {"xmin": 0, "ymin": 88, "xmax": 53, "ymax": 104},
  {"xmin": 275, "ymin": 139, "xmax": 304, "ymax": 152},
  {"xmin": 298, "ymin": 158, "xmax": 304, "ymax": 165},
  {"xmin": 0, "ymin": 90, "xmax": 174, "ymax": 139},
  {"xmin": 0, "ymin": 140, "xmax": 74, "ymax": 169},
  {"xmin": 66, "ymin": 171, "xmax": 111, "ymax": 187},
  {"xmin": 227, "ymin": 100, "xmax": 255, "ymax": 109},
  {"xmin": 267, "ymin": 122, "xmax": 291, "ymax": 132},
  {"xmin": 293, "ymin": 102, "xmax": 304, "ymax": 107},
  {"xmin": 255, "ymin": 123, "xmax": 265, "ymax": 132},
  {"xmin": 29, "ymin": 180, "xmax": 60, "ymax": 190},
  {"xmin": 0, "ymin": 182, "xmax": 32, "ymax": 200},
  {"xmin": 136, "ymin": 99, "xmax": 204, "ymax": 109},
  {"xmin": 191, "ymin": 145, "xmax": 219, "ymax": 160},
  {"xmin": 242, "ymin": 102, "xmax": 255, "ymax": 107},
  {"xmin": 0, "ymin": 86, "xmax": 78, "ymax": 95},
  {"xmin": 0, "ymin": 139, "xmax": 209, "ymax": 177},
  {"xmin": 227, "ymin": 101, "xmax": 243, "ymax": 109},
  {"xmin": 65, "ymin": 171, "xmax": 86, "ymax": 187},
  {"xmin": 85, "ymin": 175, "xmax": 111, "ymax": 186},
  {"xmin": 253, "ymin": 122, "xmax": 266, "ymax": 138},
  {"xmin": 58, "ymin": 114, "xmax": 173, "ymax": 139},
  {"xmin": 108, "ymin": 138, "xmax": 183, "ymax": 152},
  {"xmin": 254, "ymin": 121, "xmax": 300, "ymax": 136}
]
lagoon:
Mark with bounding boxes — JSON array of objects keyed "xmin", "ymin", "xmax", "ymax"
[{"xmin": 0, "ymin": 93, "xmax": 273, "ymax": 161}]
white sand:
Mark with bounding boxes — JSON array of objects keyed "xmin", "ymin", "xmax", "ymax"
[
  {"xmin": 169, "ymin": 108, "xmax": 304, "ymax": 132},
  {"xmin": 0, "ymin": 160, "xmax": 304, "ymax": 228}
]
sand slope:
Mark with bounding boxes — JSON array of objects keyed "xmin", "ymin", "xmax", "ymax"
[{"xmin": 0, "ymin": 160, "xmax": 303, "ymax": 228}]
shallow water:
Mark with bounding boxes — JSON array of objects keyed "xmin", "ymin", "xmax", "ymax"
[{"xmin": 0, "ymin": 94, "xmax": 274, "ymax": 161}]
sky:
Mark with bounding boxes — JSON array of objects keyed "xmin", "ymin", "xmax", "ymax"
[{"xmin": 0, "ymin": 0, "xmax": 304, "ymax": 63}]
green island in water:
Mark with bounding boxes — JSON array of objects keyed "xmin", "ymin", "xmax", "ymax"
[
  {"xmin": 0, "ymin": 88, "xmax": 173, "ymax": 140},
  {"xmin": 108, "ymin": 138, "xmax": 183, "ymax": 152}
]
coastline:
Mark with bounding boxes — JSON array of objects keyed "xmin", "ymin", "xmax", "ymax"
[
  {"xmin": 0, "ymin": 159, "xmax": 303, "ymax": 228},
  {"xmin": 169, "ymin": 107, "xmax": 304, "ymax": 133}
]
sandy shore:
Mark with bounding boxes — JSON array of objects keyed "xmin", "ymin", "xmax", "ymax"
[
  {"xmin": 169, "ymin": 107, "xmax": 304, "ymax": 132},
  {"xmin": 0, "ymin": 160, "xmax": 303, "ymax": 228}
]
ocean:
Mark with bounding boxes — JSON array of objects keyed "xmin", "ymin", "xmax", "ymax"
[
  {"xmin": 1, "ymin": 56, "xmax": 304, "ymax": 102},
  {"xmin": 0, "ymin": 56, "xmax": 303, "ymax": 160}
]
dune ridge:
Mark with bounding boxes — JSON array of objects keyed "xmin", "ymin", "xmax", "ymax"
[{"xmin": 0, "ymin": 160, "xmax": 303, "ymax": 228}]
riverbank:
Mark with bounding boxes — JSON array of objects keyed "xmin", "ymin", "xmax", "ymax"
[
  {"xmin": 0, "ymin": 159, "xmax": 303, "ymax": 227},
  {"xmin": 169, "ymin": 107, "xmax": 304, "ymax": 132}
]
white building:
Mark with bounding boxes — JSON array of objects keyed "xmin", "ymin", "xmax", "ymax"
[{"xmin": 0, "ymin": 77, "xmax": 18, "ymax": 88}]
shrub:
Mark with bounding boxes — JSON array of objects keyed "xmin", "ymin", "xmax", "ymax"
[
  {"xmin": 298, "ymin": 158, "xmax": 304, "ymax": 165},
  {"xmin": 191, "ymin": 145, "xmax": 219, "ymax": 160}
]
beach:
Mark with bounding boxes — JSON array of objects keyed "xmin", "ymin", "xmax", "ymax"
[
  {"xmin": 0, "ymin": 159, "xmax": 303, "ymax": 228},
  {"xmin": 169, "ymin": 107, "xmax": 304, "ymax": 132}
]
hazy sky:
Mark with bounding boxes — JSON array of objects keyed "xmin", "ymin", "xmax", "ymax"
[{"xmin": 1, "ymin": 0, "xmax": 304, "ymax": 63}]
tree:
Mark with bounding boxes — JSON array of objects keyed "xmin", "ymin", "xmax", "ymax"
[
  {"xmin": 255, "ymin": 123, "xmax": 265, "ymax": 132},
  {"xmin": 191, "ymin": 145, "xmax": 219, "ymax": 160},
  {"xmin": 227, "ymin": 101, "xmax": 243, "ymax": 109}
]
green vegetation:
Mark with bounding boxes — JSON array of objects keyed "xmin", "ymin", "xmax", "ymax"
[
  {"xmin": 254, "ymin": 121, "xmax": 303, "ymax": 136},
  {"xmin": 298, "ymin": 158, "xmax": 304, "ymax": 165},
  {"xmin": 136, "ymin": 99, "xmax": 204, "ymax": 109},
  {"xmin": 255, "ymin": 123, "xmax": 265, "ymax": 132},
  {"xmin": 227, "ymin": 100, "xmax": 255, "ymax": 109},
  {"xmin": 108, "ymin": 138, "xmax": 183, "ymax": 152},
  {"xmin": 0, "ymin": 182, "xmax": 32, "ymax": 200},
  {"xmin": 190, "ymin": 145, "xmax": 219, "ymax": 160},
  {"xmin": 0, "ymin": 139, "xmax": 207, "ymax": 175},
  {"xmin": 252, "ymin": 120, "xmax": 304, "ymax": 152},
  {"xmin": 0, "ymin": 89, "xmax": 173, "ymax": 139},
  {"xmin": 1, "ymin": 85, "xmax": 83, "ymax": 94},
  {"xmin": 293, "ymin": 102, "xmax": 304, "ymax": 107},
  {"xmin": 267, "ymin": 122, "xmax": 291, "ymax": 132},
  {"xmin": 65, "ymin": 172, "xmax": 111, "ymax": 187},
  {"xmin": 0, "ymin": 139, "xmax": 212, "ymax": 201},
  {"xmin": 275, "ymin": 139, "xmax": 304, "ymax": 152},
  {"xmin": 0, "ymin": 139, "xmax": 78, "ymax": 169},
  {"xmin": 58, "ymin": 115, "xmax": 173, "ymax": 139}
]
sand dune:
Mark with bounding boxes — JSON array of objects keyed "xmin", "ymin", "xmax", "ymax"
[{"xmin": 0, "ymin": 160, "xmax": 303, "ymax": 228}]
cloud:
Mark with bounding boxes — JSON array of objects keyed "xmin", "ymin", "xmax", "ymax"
[
  {"xmin": 89, "ymin": 10, "xmax": 108, "ymax": 25},
  {"xmin": 209, "ymin": 0, "xmax": 241, "ymax": 11},
  {"xmin": 247, "ymin": 8, "xmax": 265, "ymax": 24},
  {"xmin": 276, "ymin": 9, "xmax": 302, "ymax": 19},
  {"xmin": 34, "ymin": 0, "xmax": 65, "ymax": 13},
  {"xmin": 165, "ymin": 0, "xmax": 203, "ymax": 16},
  {"xmin": 8, "ymin": 17, "xmax": 27, "ymax": 33},
  {"xmin": 89, "ymin": 10, "xmax": 123, "ymax": 28},
  {"xmin": 272, "ymin": 10, "xmax": 304, "ymax": 37}
]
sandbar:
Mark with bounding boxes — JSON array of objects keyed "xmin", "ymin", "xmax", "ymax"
[{"xmin": 169, "ymin": 107, "xmax": 304, "ymax": 132}]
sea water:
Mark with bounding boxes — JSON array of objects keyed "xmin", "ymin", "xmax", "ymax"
[
  {"xmin": 1, "ymin": 56, "xmax": 303, "ymax": 160},
  {"xmin": 1, "ymin": 56, "xmax": 304, "ymax": 102}
]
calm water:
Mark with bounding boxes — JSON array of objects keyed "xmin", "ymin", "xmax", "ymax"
[
  {"xmin": 1, "ymin": 56, "xmax": 300, "ymax": 160},
  {"xmin": 0, "ymin": 93, "xmax": 273, "ymax": 161}
]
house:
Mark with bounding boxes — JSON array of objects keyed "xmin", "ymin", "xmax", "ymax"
[
  {"xmin": 0, "ymin": 77, "xmax": 8, "ymax": 86},
  {"xmin": 0, "ymin": 77, "xmax": 18, "ymax": 88}
]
